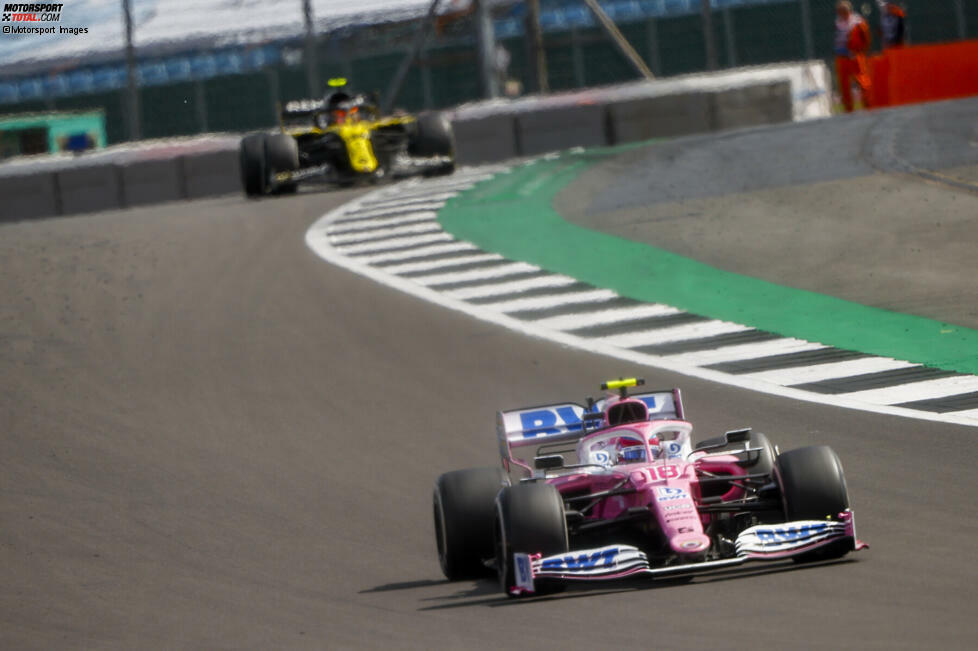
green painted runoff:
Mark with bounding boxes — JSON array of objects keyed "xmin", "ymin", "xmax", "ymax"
[{"xmin": 439, "ymin": 150, "xmax": 978, "ymax": 375}]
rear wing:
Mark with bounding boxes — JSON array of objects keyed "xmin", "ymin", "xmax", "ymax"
[
  {"xmin": 282, "ymin": 98, "xmax": 326, "ymax": 118},
  {"xmin": 496, "ymin": 389, "xmax": 684, "ymax": 474}
]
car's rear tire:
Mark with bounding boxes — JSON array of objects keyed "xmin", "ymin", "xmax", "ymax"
[
  {"xmin": 240, "ymin": 133, "xmax": 267, "ymax": 197},
  {"xmin": 433, "ymin": 467, "xmax": 506, "ymax": 580},
  {"xmin": 408, "ymin": 112, "xmax": 455, "ymax": 159},
  {"xmin": 775, "ymin": 445, "xmax": 853, "ymax": 561},
  {"xmin": 494, "ymin": 482, "xmax": 568, "ymax": 597}
]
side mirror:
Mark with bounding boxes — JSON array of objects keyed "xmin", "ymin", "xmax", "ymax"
[
  {"xmin": 724, "ymin": 428, "xmax": 751, "ymax": 443},
  {"xmin": 534, "ymin": 455, "xmax": 565, "ymax": 470}
]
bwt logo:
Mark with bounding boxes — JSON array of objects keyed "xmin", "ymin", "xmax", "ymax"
[
  {"xmin": 656, "ymin": 487, "xmax": 688, "ymax": 501},
  {"xmin": 516, "ymin": 555, "xmax": 531, "ymax": 584},
  {"xmin": 519, "ymin": 407, "xmax": 584, "ymax": 437},
  {"xmin": 541, "ymin": 548, "xmax": 619, "ymax": 571},
  {"xmin": 756, "ymin": 523, "xmax": 829, "ymax": 543}
]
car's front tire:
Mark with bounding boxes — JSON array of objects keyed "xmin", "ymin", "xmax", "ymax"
[
  {"xmin": 775, "ymin": 445, "xmax": 853, "ymax": 561},
  {"xmin": 239, "ymin": 133, "xmax": 267, "ymax": 197},
  {"xmin": 433, "ymin": 467, "xmax": 506, "ymax": 580},
  {"xmin": 263, "ymin": 133, "xmax": 300, "ymax": 194},
  {"xmin": 494, "ymin": 482, "xmax": 568, "ymax": 597}
]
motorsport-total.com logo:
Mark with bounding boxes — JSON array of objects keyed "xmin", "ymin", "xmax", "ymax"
[
  {"xmin": 2, "ymin": 3, "xmax": 64, "ymax": 21},
  {"xmin": 2, "ymin": 2, "xmax": 88, "ymax": 35}
]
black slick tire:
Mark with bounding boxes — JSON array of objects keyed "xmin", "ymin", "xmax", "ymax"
[
  {"xmin": 775, "ymin": 445, "xmax": 853, "ymax": 561},
  {"xmin": 494, "ymin": 482, "xmax": 568, "ymax": 597},
  {"xmin": 408, "ymin": 112, "xmax": 455, "ymax": 159},
  {"xmin": 263, "ymin": 133, "xmax": 300, "ymax": 194},
  {"xmin": 433, "ymin": 467, "xmax": 506, "ymax": 580},
  {"xmin": 239, "ymin": 133, "xmax": 267, "ymax": 197}
]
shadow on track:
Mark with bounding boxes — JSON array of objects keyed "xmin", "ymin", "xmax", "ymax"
[{"xmin": 395, "ymin": 557, "xmax": 858, "ymax": 612}]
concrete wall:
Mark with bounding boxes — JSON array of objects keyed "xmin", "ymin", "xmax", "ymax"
[
  {"xmin": 0, "ymin": 171, "xmax": 59, "ymax": 220},
  {"xmin": 0, "ymin": 79, "xmax": 793, "ymax": 221},
  {"xmin": 607, "ymin": 92, "xmax": 714, "ymax": 145},
  {"xmin": 452, "ymin": 80, "xmax": 793, "ymax": 161},
  {"xmin": 0, "ymin": 148, "xmax": 242, "ymax": 221}
]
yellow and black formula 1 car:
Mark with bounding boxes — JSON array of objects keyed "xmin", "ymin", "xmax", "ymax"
[{"xmin": 239, "ymin": 79, "xmax": 455, "ymax": 197}]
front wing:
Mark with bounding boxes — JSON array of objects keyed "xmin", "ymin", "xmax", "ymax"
[{"xmin": 510, "ymin": 511, "xmax": 867, "ymax": 596}]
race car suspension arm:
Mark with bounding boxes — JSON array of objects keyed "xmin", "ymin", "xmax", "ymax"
[
  {"xmin": 570, "ymin": 507, "xmax": 653, "ymax": 533},
  {"xmin": 563, "ymin": 478, "xmax": 635, "ymax": 515},
  {"xmin": 695, "ymin": 498, "xmax": 782, "ymax": 514},
  {"xmin": 696, "ymin": 471, "xmax": 771, "ymax": 496}
]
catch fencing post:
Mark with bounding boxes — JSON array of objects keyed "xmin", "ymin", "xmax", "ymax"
[
  {"xmin": 194, "ymin": 80, "xmax": 208, "ymax": 133},
  {"xmin": 701, "ymin": 0, "xmax": 718, "ymax": 71},
  {"xmin": 122, "ymin": 0, "xmax": 141, "ymax": 141},
  {"xmin": 303, "ymin": 0, "xmax": 319, "ymax": 97},
  {"xmin": 723, "ymin": 8, "xmax": 737, "ymax": 68},
  {"xmin": 646, "ymin": 17, "xmax": 662, "ymax": 77},
  {"xmin": 475, "ymin": 0, "xmax": 500, "ymax": 98},
  {"xmin": 800, "ymin": 0, "xmax": 815, "ymax": 60},
  {"xmin": 954, "ymin": 0, "xmax": 967, "ymax": 40},
  {"xmin": 526, "ymin": 0, "xmax": 549, "ymax": 93},
  {"xmin": 571, "ymin": 29, "xmax": 586, "ymax": 88},
  {"xmin": 266, "ymin": 68, "xmax": 280, "ymax": 125}
]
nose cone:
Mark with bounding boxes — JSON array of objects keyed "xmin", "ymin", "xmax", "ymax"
[{"xmin": 670, "ymin": 533, "xmax": 711, "ymax": 556}]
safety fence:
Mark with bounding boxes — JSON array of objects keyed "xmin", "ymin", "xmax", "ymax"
[{"xmin": 0, "ymin": 1, "xmax": 975, "ymax": 145}]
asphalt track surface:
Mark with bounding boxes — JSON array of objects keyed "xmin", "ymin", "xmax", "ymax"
[{"xmin": 3, "ymin": 112, "xmax": 978, "ymax": 649}]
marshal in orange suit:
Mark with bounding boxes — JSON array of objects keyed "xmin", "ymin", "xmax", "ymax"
[{"xmin": 834, "ymin": 1, "xmax": 873, "ymax": 112}]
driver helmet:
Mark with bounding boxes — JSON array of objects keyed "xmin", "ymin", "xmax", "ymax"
[
  {"xmin": 647, "ymin": 435, "xmax": 661, "ymax": 460},
  {"xmin": 616, "ymin": 435, "xmax": 648, "ymax": 464}
]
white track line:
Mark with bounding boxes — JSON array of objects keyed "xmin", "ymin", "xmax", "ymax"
[
  {"xmin": 335, "ymin": 232, "xmax": 453, "ymax": 255},
  {"xmin": 743, "ymin": 357, "xmax": 919, "ymax": 385},
  {"xmin": 413, "ymin": 262, "xmax": 540, "ymax": 286},
  {"xmin": 946, "ymin": 408, "xmax": 978, "ymax": 420},
  {"xmin": 359, "ymin": 192, "xmax": 459, "ymax": 209},
  {"xmin": 382, "ymin": 253, "xmax": 504, "ymax": 275},
  {"xmin": 531, "ymin": 304, "xmax": 683, "ymax": 331},
  {"xmin": 328, "ymin": 222, "xmax": 442, "ymax": 244},
  {"xmin": 304, "ymin": 173, "xmax": 978, "ymax": 428},
  {"xmin": 357, "ymin": 242, "xmax": 478, "ymax": 265},
  {"xmin": 595, "ymin": 321, "xmax": 753, "ymax": 348},
  {"xmin": 835, "ymin": 376, "xmax": 978, "ymax": 405},
  {"xmin": 335, "ymin": 203, "xmax": 445, "ymax": 220},
  {"xmin": 480, "ymin": 289, "xmax": 620, "ymax": 313},
  {"xmin": 659, "ymin": 339, "xmax": 827, "ymax": 367},
  {"xmin": 327, "ymin": 212, "xmax": 438, "ymax": 234},
  {"xmin": 445, "ymin": 274, "xmax": 578, "ymax": 300}
]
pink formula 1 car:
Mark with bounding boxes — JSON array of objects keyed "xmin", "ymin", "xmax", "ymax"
[{"xmin": 433, "ymin": 379, "xmax": 867, "ymax": 597}]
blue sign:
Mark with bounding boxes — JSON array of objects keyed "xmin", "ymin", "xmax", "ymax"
[{"xmin": 541, "ymin": 547, "xmax": 620, "ymax": 571}]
